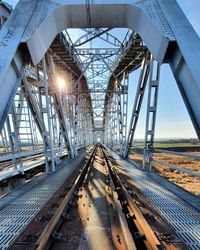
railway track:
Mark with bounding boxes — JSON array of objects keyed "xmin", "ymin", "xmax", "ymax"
[{"xmin": 11, "ymin": 144, "xmax": 187, "ymax": 250}]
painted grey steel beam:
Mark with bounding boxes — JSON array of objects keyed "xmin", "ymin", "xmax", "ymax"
[
  {"xmin": 51, "ymin": 92, "xmax": 73, "ymax": 156},
  {"xmin": 0, "ymin": 1, "xmax": 41, "ymax": 132},
  {"xmin": 74, "ymin": 28, "xmax": 111, "ymax": 46},
  {"xmin": 0, "ymin": 150, "xmax": 43, "ymax": 162},
  {"xmin": 74, "ymin": 28, "xmax": 122, "ymax": 48},
  {"xmin": 0, "ymin": 1, "xmax": 11, "ymax": 28},
  {"xmin": 143, "ymin": 57, "xmax": 160, "ymax": 171},
  {"xmin": 47, "ymin": 54, "xmax": 73, "ymax": 157},
  {"xmin": 168, "ymin": 47, "xmax": 200, "ymax": 138},
  {"xmin": 159, "ymin": 0, "xmax": 200, "ymax": 139},
  {"xmin": 0, "ymin": 1, "xmax": 172, "ymax": 134},
  {"xmin": 0, "ymin": 51, "xmax": 25, "ymax": 132},
  {"xmin": 124, "ymin": 57, "xmax": 150, "ymax": 158},
  {"xmin": 21, "ymin": 77, "xmax": 51, "ymax": 148},
  {"xmin": 75, "ymin": 48, "xmax": 120, "ymax": 56},
  {"xmin": 154, "ymin": 159, "xmax": 200, "ymax": 178},
  {"xmin": 155, "ymin": 148, "xmax": 200, "ymax": 160},
  {"xmin": 22, "ymin": 2, "xmax": 171, "ymax": 64},
  {"xmin": 0, "ymin": 0, "xmax": 200, "ymax": 142}
]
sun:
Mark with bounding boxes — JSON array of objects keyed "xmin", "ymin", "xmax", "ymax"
[{"xmin": 56, "ymin": 76, "xmax": 66, "ymax": 91}]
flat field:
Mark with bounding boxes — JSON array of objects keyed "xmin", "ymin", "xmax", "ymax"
[{"xmin": 129, "ymin": 142, "xmax": 200, "ymax": 196}]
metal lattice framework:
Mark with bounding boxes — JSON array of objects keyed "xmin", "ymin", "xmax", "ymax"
[{"xmin": 0, "ymin": 0, "xmax": 200, "ymax": 177}]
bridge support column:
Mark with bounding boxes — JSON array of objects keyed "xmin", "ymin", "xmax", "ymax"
[
  {"xmin": 39, "ymin": 57, "xmax": 56, "ymax": 172},
  {"xmin": 159, "ymin": 0, "xmax": 200, "ymax": 139},
  {"xmin": 143, "ymin": 56, "xmax": 161, "ymax": 172},
  {"xmin": 120, "ymin": 72, "xmax": 129, "ymax": 157},
  {"xmin": 47, "ymin": 53, "xmax": 73, "ymax": 159},
  {"xmin": 124, "ymin": 53, "xmax": 150, "ymax": 158}
]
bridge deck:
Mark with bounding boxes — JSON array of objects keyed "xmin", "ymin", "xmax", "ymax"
[
  {"xmin": 0, "ymin": 153, "xmax": 85, "ymax": 250},
  {"xmin": 109, "ymin": 151, "xmax": 200, "ymax": 250},
  {"xmin": 0, "ymin": 150, "xmax": 200, "ymax": 249}
]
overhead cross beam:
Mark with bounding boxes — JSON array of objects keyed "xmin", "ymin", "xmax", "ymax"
[
  {"xmin": 0, "ymin": 0, "xmax": 200, "ymax": 175},
  {"xmin": 74, "ymin": 28, "xmax": 122, "ymax": 47}
]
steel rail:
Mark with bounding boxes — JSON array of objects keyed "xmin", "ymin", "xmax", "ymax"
[
  {"xmin": 35, "ymin": 146, "xmax": 97, "ymax": 250},
  {"xmin": 102, "ymin": 147, "xmax": 161, "ymax": 250},
  {"xmin": 106, "ymin": 164, "xmax": 137, "ymax": 250},
  {"xmin": 34, "ymin": 145, "xmax": 161, "ymax": 250}
]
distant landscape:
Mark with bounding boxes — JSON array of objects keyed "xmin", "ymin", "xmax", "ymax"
[
  {"xmin": 132, "ymin": 138, "xmax": 200, "ymax": 151},
  {"xmin": 129, "ymin": 138, "xmax": 200, "ymax": 196}
]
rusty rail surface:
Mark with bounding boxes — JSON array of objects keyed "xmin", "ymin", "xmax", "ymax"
[
  {"xmin": 35, "ymin": 144, "xmax": 160, "ymax": 250},
  {"xmin": 36, "ymin": 146, "xmax": 97, "ymax": 250},
  {"xmin": 102, "ymin": 147, "xmax": 161, "ymax": 250}
]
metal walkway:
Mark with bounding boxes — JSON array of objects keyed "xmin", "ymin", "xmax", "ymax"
[
  {"xmin": 0, "ymin": 157, "xmax": 45, "ymax": 182},
  {"xmin": 109, "ymin": 151, "xmax": 200, "ymax": 250},
  {"xmin": 0, "ymin": 154, "xmax": 84, "ymax": 250}
]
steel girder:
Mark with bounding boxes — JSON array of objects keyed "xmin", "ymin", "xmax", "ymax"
[
  {"xmin": 124, "ymin": 55, "xmax": 150, "ymax": 158},
  {"xmin": 143, "ymin": 56, "xmax": 161, "ymax": 171},
  {"xmin": 0, "ymin": 0, "xmax": 200, "ymax": 151},
  {"xmin": 47, "ymin": 54, "xmax": 73, "ymax": 157},
  {"xmin": 21, "ymin": 77, "xmax": 51, "ymax": 148}
]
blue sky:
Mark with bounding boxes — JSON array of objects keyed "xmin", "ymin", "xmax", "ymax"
[
  {"xmin": 128, "ymin": 0, "xmax": 200, "ymax": 139},
  {"xmin": 5, "ymin": 0, "xmax": 200, "ymax": 139}
]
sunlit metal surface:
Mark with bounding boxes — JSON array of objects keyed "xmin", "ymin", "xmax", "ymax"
[
  {"xmin": 0, "ymin": 2, "xmax": 199, "ymax": 249},
  {"xmin": 0, "ymin": 0, "xmax": 199, "ymax": 183},
  {"xmin": 110, "ymin": 150, "xmax": 200, "ymax": 250}
]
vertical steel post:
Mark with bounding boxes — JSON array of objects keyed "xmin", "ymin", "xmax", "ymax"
[
  {"xmin": 40, "ymin": 57, "xmax": 55, "ymax": 172},
  {"xmin": 124, "ymin": 55, "xmax": 150, "ymax": 158},
  {"xmin": 143, "ymin": 55, "xmax": 160, "ymax": 172},
  {"xmin": 120, "ymin": 71, "xmax": 129, "ymax": 157}
]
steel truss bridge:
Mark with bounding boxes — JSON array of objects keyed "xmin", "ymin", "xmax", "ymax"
[
  {"xmin": 0, "ymin": 0, "xmax": 199, "ymax": 175},
  {"xmin": 0, "ymin": 0, "xmax": 200, "ymax": 249}
]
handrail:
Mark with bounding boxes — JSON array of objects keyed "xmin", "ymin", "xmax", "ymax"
[
  {"xmin": 154, "ymin": 159, "xmax": 200, "ymax": 178},
  {"xmin": 129, "ymin": 146, "xmax": 200, "ymax": 178},
  {"xmin": 154, "ymin": 148, "xmax": 200, "ymax": 160}
]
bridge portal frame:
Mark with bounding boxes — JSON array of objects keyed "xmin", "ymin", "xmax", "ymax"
[{"xmin": 0, "ymin": 0, "xmax": 200, "ymax": 159}]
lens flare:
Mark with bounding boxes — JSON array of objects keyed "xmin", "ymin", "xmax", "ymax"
[{"xmin": 56, "ymin": 76, "xmax": 66, "ymax": 91}]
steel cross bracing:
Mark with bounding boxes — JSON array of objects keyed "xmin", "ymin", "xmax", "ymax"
[
  {"xmin": 124, "ymin": 53, "xmax": 151, "ymax": 158},
  {"xmin": 0, "ymin": 0, "xmax": 199, "ymax": 179}
]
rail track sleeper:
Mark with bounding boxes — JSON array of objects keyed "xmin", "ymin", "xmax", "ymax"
[
  {"xmin": 109, "ymin": 175, "xmax": 137, "ymax": 250},
  {"xmin": 35, "ymin": 146, "xmax": 96, "ymax": 250},
  {"xmin": 122, "ymin": 185, "xmax": 160, "ymax": 249},
  {"xmin": 103, "ymin": 148, "xmax": 161, "ymax": 250},
  {"xmin": 10, "ymin": 145, "xmax": 189, "ymax": 250}
]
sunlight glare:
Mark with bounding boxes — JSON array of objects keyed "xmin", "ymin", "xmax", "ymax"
[{"xmin": 56, "ymin": 76, "xmax": 66, "ymax": 91}]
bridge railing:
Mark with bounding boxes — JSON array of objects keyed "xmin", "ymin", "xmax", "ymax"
[
  {"xmin": 153, "ymin": 148, "xmax": 200, "ymax": 178},
  {"xmin": 129, "ymin": 146, "xmax": 200, "ymax": 178},
  {"xmin": 110, "ymin": 30, "xmax": 145, "ymax": 75},
  {"xmin": 61, "ymin": 30, "xmax": 84, "ymax": 72},
  {"xmin": 111, "ymin": 29, "xmax": 133, "ymax": 71}
]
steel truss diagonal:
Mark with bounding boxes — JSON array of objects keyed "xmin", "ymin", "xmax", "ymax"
[{"xmin": 0, "ymin": 0, "xmax": 199, "ymax": 179}]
